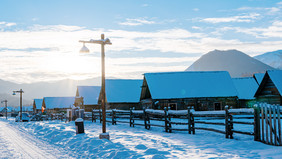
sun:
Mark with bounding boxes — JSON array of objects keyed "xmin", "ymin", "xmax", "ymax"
[{"xmin": 41, "ymin": 52, "xmax": 101, "ymax": 80}]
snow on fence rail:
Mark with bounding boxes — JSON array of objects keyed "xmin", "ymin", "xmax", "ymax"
[{"xmin": 90, "ymin": 107, "xmax": 262, "ymax": 140}]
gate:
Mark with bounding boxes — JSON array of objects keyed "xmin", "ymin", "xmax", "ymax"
[{"xmin": 256, "ymin": 103, "xmax": 281, "ymax": 146}]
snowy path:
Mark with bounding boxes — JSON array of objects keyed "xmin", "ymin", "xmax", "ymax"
[{"xmin": 0, "ymin": 120, "xmax": 71, "ymax": 159}]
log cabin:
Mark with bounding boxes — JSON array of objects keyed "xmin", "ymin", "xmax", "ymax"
[
  {"xmin": 100, "ymin": 79, "xmax": 143, "ymax": 110},
  {"xmin": 140, "ymin": 71, "xmax": 238, "ymax": 111},
  {"xmin": 232, "ymin": 77, "xmax": 258, "ymax": 108},
  {"xmin": 75, "ymin": 86, "xmax": 101, "ymax": 112},
  {"xmin": 33, "ymin": 99, "xmax": 43, "ymax": 113},
  {"xmin": 254, "ymin": 70, "xmax": 282, "ymax": 105},
  {"xmin": 42, "ymin": 97, "xmax": 75, "ymax": 113}
]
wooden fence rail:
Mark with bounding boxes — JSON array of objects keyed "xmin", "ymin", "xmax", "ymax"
[{"xmin": 90, "ymin": 103, "xmax": 281, "ymax": 146}]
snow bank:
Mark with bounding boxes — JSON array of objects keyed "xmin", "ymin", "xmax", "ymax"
[{"xmin": 1, "ymin": 117, "xmax": 281, "ymax": 158}]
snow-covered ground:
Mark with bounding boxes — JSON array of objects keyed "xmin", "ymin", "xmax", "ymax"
[{"xmin": 0, "ymin": 117, "xmax": 281, "ymax": 159}]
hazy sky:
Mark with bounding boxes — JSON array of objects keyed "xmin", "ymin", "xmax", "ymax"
[{"xmin": 0, "ymin": 0, "xmax": 282, "ymax": 83}]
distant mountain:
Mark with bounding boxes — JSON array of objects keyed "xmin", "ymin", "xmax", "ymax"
[
  {"xmin": 254, "ymin": 50, "xmax": 282, "ymax": 69},
  {"xmin": 186, "ymin": 49, "xmax": 274, "ymax": 77},
  {"xmin": 0, "ymin": 78, "xmax": 101, "ymax": 106}
]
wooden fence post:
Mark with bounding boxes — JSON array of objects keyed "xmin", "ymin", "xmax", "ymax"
[
  {"xmin": 229, "ymin": 111, "xmax": 233, "ymax": 139},
  {"xmin": 130, "ymin": 108, "xmax": 133, "ymax": 127},
  {"xmin": 143, "ymin": 108, "xmax": 148, "ymax": 130},
  {"xmin": 268, "ymin": 104, "xmax": 273, "ymax": 144},
  {"xmin": 112, "ymin": 109, "xmax": 115, "ymax": 125},
  {"xmin": 254, "ymin": 104, "xmax": 261, "ymax": 141},
  {"xmin": 225, "ymin": 105, "xmax": 229, "ymax": 138},
  {"xmin": 164, "ymin": 107, "xmax": 168, "ymax": 132},
  {"xmin": 265, "ymin": 103, "xmax": 269, "ymax": 144},
  {"xmin": 260, "ymin": 103, "xmax": 264, "ymax": 142},
  {"xmin": 191, "ymin": 106, "xmax": 195, "ymax": 134},
  {"xmin": 277, "ymin": 105, "xmax": 281, "ymax": 146},
  {"xmin": 273, "ymin": 106, "xmax": 277, "ymax": 145},
  {"xmin": 188, "ymin": 107, "xmax": 191, "ymax": 134}
]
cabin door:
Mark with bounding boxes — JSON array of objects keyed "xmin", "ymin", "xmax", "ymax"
[{"xmin": 214, "ymin": 102, "xmax": 221, "ymax": 110}]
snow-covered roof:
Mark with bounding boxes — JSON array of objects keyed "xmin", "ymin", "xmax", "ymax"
[
  {"xmin": 105, "ymin": 79, "xmax": 143, "ymax": 103},
  {"xmin": 144, "ymin": 71, "xmax": 238, "ymax": 99},
  {"xmin": 34, "ymin": 99, "xmax": 43, "ymax": 109},
  {"xmin": 43, "ymin": 97, "xmax": 75, "ymax": 109},
  {"xmin": 232, "ymin": 77, "xmax": 258, "ymax": 100},
  {"xmin": 267, "ymin": 70, "xmax": 282, "ymax": 95},
  {"xmin": 253, "ymin": 73, "xmax": 265, "ymax": 84},
  {"xmin": 77, "ymin": 86, "xmax": 101, "ymax": 105}
]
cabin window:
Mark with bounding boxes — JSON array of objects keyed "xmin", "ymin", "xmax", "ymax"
[
  {"xmin": 214, "ymin": 102, "xmax": 222, "ymax": 110},
  {"xmin": 168, "ymin": 103, "xmax": 177, "ymax": 110}
]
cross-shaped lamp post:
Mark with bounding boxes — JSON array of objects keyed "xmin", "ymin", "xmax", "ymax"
[
  {"xmin": 13, "ymin": 89, "xmax": 24, "ymax": 121},
  {"xmin": 79, "ymin": 34, "xmax": 111, "ymax": 140}
]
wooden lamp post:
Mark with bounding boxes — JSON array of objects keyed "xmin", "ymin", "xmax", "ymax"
[{"xmin": 79, "ymin": 34, "xmax": 111, "ymax": 140}]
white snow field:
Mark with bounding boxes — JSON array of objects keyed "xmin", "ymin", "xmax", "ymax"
[{"xmin": 0, "ymin": 118, "xmax": 281, "ymax": 159}]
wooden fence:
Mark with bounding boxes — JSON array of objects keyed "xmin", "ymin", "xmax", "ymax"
[
  {"xmin": 91, "ymin": 107, "xmax": 258, "ymax": 140},
  {"xmin": 257, "ymin": 103, "xmax": 281, "ymax": 146}
]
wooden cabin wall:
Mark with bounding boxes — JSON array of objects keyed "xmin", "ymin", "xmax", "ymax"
[
  {"xmin": 83, "ymin": 105, "xmax": 100, "ymax": 112},
  {"xmin": 108, "ymin": 103, "xmax": 141, "ymax": 110},
  {"xmin": 149, "ymin": 97, "xmax": 238, "ymax": 111},
  {"xmin": 256, "ymin": 77, "xmax": 281, "ymax": 105}
]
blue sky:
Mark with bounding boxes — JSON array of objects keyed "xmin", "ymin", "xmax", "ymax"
[{"xmin": 0, "ymin": 0, "xmax": 282, "ymax": 83}]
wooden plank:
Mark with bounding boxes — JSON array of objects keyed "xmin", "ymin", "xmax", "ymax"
[
  {"xmin": 195, "ymin": 121, "xmax": 225, "ymax": 126},
  {"xmin": 169, "ymin": 121, "xmax": 188, "ymax": 125},
  {"xmin": 233, "ymin": 130, "xmax": 254, "ymax": 136},
  {"xmin": 147, "ymin": 124, "xmax": 166, "ymax": 127},
  {"xmin": 278, "ymin": 105, "xmax": 281, "ymax": 146},
  {"xmin": 273, "ymin": 106, "xmax": 277, "ymax": 146},
  {"xmin": 265, "ymin": 104, "xmax": 269, "ymax": 144},
  {"xmin": 230, "ymin": 121, "xmax": 254, "ymax": 125},
  {"xmin": 195, "ymin": 127, "xmax": 225, "ymax": 134},
  {"xmin": 269, "ymin": 105, "xmax": 273, "ymax": 145},
  {"xmin": 170, "ymin": 128, "xmax": 189, "ymax": 131},
  {"xmin": 261, "ymin": 104, "xmax": 264, "ymax": 142}
]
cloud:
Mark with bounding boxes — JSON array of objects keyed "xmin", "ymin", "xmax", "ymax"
[
  {"xmin": 118, "ymin": 18, "xmax": 156, "ymax": 26},
  {"xmin": 201, "ymin": 13, "xmax": 260, "ymax": 23},
  {"xmin": 193, "ymin": 8, "xmax": 199, "ymax": 11},
  {"xmin": 0, "ymin": 21, "xmax": 16, "ymax": 28},
  {"xmin": 216, "ymin": 21, "xmax": 282, "ymax": 38},
  {"xmin": 1, "ymin": 23, "xmax": 282, "ymax": 83}
]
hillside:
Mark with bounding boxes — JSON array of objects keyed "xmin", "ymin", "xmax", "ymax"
[
  {"xmin": 186, "ymin": 50, "xmax": 274, "ymax": 77},
  {"xmin": 0, "ymin": 78, "xmax": 101, "ymax": 106},
  {"xmin": 254, "ymin": 50, "xmax": 282, "ymax": 69}
]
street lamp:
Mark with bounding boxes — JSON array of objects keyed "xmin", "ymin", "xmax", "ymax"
[
  {"xmin": 13, "ymin": 89, "xmax": 24, "ymax": 121},
  {"xmin": 79, "ymin": 34, "xmax": 111, "ymax": 140},
  {"xmin": 1, "ymin": 100, "xmax": 8, "ymax": 120}
]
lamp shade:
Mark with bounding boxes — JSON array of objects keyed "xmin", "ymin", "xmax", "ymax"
[{"xmin": 79, "ymin": 43, "xmax": 90, "ymax": 53}]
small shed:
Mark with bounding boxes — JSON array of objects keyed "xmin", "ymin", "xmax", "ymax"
[
  {"xmin": 33, "ymin": 99, "xmax": 43, "ymax": 113},
  {"xmin": 75, "ymin": 86, "xmax": 101, "ymax": 112},
  {"xmin": 232, "ymin": 77, "xmax": 259, "ymax": 108},
  {"xmin": 101, "ymin": 79, "xmax": 143, "ymax": 110},
  {"xmin": 42, "ymin": 97, "xmax": 75, "ymax": 113},
  {"xmin": 255, "ymin": 70, "xmax": 282, "ymax": 105},
  {"xmin": 253, "ymin": 73, "xmax": 265, "ymax": 85},
  {"xmin": 140, "ymin": 71, "xmax": 238, "ymax": 111}
]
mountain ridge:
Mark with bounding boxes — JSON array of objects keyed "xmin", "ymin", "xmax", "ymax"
[{"xmin": 186, "ymin": 49, "xmax": 275, "ymax": 77}]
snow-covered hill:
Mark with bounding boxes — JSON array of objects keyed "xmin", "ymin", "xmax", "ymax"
[
  {"xmin": 254, "ymin": 50, "xmax": 282, "ymax": 69},
  {"xmin": 186, "ymin": 49, "xmax": 274, "ymax": 77}
]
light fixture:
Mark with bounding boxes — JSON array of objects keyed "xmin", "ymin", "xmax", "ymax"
[
  {"xmin": 79, "ymin": 43, "xmax": 90, "ymax": 53},
  {"xmin": 12, "ymin": 92, "xmax": 16, "ymax": 96}
]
